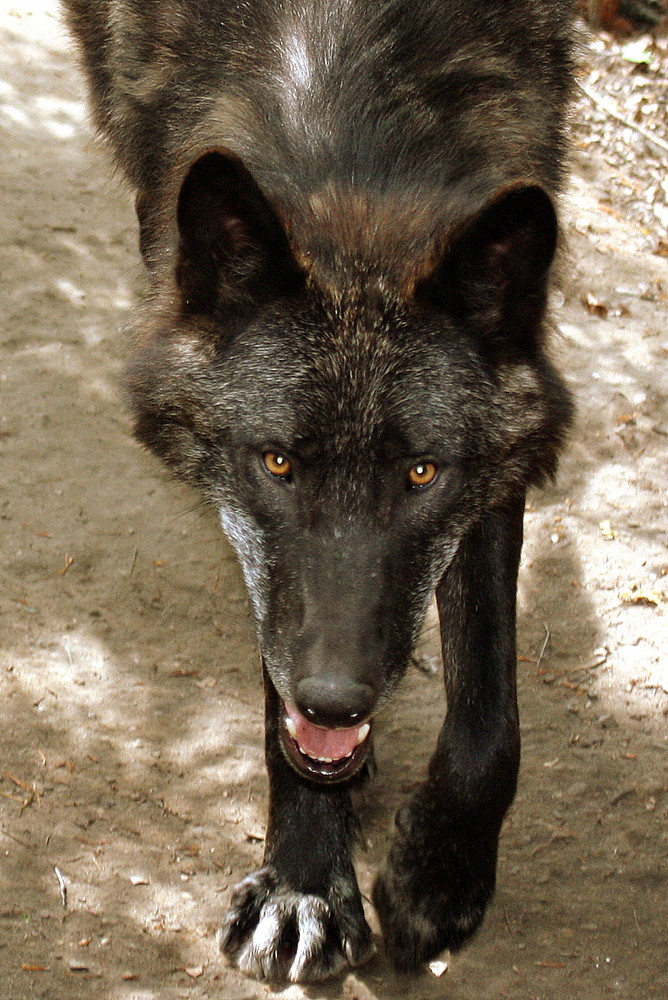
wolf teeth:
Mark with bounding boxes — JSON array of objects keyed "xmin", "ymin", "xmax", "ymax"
[
  {"xmin": 284, "ymin": 715, "xmax": 370, "ymax": 760},
  {"xmin": 356, "ymin": 723, "xmax": 370, "ymax": 745}
]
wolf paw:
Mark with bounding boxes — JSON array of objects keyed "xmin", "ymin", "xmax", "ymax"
[
  {"xmin": 373, "ymin": 859, "xmax": 488, "ymax": 971},
  {"xmin": 372, "ymin": 799, "xmax": 497, "ymax": 971},
  {"xmin": 219, "ymin": 867, "xmax": 374, "ymax": 982}
]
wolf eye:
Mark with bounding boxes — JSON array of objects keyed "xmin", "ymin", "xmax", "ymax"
[
  {"xmin": 408, "ymin": 461, "xmax": 438, "ymax": 488},
  {"xmin": 262, "ymin": 451, "xmax": 292, "ymax": 479}
]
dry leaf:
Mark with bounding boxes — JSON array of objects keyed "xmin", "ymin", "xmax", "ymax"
[
  {"xmin": 59, "ymin": 555, "xmax": 75, "ymax": 575},
  {"xmin": 583, "ymin": 292, "xmax": 608, "ymax": 317},
  {"xmin": 619, "ymin": 586, "xmax": 664, "ymax": 609}
]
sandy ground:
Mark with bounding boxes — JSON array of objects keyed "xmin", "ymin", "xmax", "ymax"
[{"xmin": 1, "ymin": 5, "xmax": 666, "ymax": 999}]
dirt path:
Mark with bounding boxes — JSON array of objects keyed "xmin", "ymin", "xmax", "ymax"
[{"xmin": 1, "ymin": 5, "xmax": 666, "ymax": 999}]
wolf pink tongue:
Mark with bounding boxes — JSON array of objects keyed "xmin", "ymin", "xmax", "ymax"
[{"xmin": 285, "ymin": 703, "xmax": 361, "ymax": 761}]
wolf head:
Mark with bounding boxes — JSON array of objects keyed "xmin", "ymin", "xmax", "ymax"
[{"xmin": 125, "ymin": 150, "xmax": 571, "ymax": 782}]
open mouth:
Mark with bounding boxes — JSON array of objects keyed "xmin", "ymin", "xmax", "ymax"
[{"xmin": 279, "ymin": 702, "xmax": 372, "ymax": 783}]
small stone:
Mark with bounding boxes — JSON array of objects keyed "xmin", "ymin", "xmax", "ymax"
[{"xmin": 67, "ymin": 959, "xmax": 90, "ymax": 972}]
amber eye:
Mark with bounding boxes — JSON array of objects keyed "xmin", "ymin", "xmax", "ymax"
[
  {"xmin": 262, "ymin": 451, "xmax": 292, "ymax": 479},
  {"xmin": 408, "ymin": 461, "xmax": 438, "ymax": 488}
]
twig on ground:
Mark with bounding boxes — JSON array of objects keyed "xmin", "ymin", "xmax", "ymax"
[
  {"xmin": 536, "ymin": 627, "xmax": 551, "ymax": 670},
  {"xmin": 577, "ymin": 79, "xmax": 668, "ymax": 155},
  {"xmin": 0, "ymin": 825, "xmax": 32, "ymax": 849}
]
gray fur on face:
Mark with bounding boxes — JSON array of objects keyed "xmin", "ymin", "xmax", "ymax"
[{"xmin": 218, "ymin": 504, "xmax": 270, "ymax": 621}]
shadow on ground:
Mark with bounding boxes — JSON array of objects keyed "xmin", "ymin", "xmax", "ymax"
[{"xmin": 1, "ymin": 6, "xmax": 666, "ymax": 1000}]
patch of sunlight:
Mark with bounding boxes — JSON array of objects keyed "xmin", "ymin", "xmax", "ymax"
[
  {"xmin": 108, "ymin": 992, "xmax": 158, "ymax": 1000},
  {"xmin": 14, "ymin": 343, "xmax": 118, "ymax": 399},
  {"xmin": 113, "ymin": 288, "xmax": 135, "ymax": 311},
  {"xmin": 0, "ymin": 88, "xmax": 88, "ymax": 139},
  {"xmin": 43, "ymin": 118, "xmax": 78, "ymax": 140},
  {"xmin": 4, "ymin": 627, "xmax": 251, "ymax": 780},
  {"xmin": 166, "ymin": 709, "xmax": 261, "ymax": 771},
  {"xmin": 33, "ymin": 94, "xmax": 86, "ymax": 122},
  {"xmin": 1, "ymin": 6, "xmax": 88, "ymax": 140},
  {"xmin": 199, "ymin": 755, "xmax": 261, "ymax": 785},
  {"xmin": 272, "ymin": 986, "xmax": 312, "ymax": 1000},
  {"xmin": 1, "ymin": 3, "xmax": 68, "ymax": 52},
  {"xmin": 1, "ymin": 101, "xmax": 29, "ymax": 126},
  {"xmin": 56, "ymin": 278, "xmax": 86, "ymax": 305},
  {"xmin": 558, "ymin": 321, "xmax": 596, "ymax": 349}
]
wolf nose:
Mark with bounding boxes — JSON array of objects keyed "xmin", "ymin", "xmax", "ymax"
[{"xmin": 295, "ymin": 677, "xmax": 374, "ymax": 729}]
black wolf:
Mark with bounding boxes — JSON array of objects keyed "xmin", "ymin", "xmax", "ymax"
[{"xmin": 63, "ymin": 0, "xmax": 574, "ymax": 982}]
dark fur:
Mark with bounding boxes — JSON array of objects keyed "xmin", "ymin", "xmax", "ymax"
[{"xmin": 63, "ymin": 0, "xmax": 575, "ymax": 982}]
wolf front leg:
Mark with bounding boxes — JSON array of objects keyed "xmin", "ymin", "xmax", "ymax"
[
  {"xmin": 374, "ymin": 495, "xmax": 525, "ymax": 971},
  {"xmin": 219, "ymin": 666, "xmax": 373, "ymax": 982}
]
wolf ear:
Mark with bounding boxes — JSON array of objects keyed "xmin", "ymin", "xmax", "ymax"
[
  {"xmin": 422, "ymin": 184, "xmax": 558, "ymax": 353},
  {"xmin": 175, "ymin": 150, "xmax": 300, "ymax": 314}
]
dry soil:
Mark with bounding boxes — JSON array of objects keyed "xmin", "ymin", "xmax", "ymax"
[{"xmin": 1, "ymin": 6, "xmax": 666, "ymax": 1000}]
